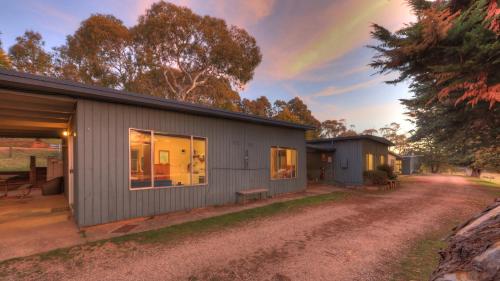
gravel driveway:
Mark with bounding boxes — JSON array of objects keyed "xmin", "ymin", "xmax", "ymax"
[{"xmin": 2, "ymin": 176, "xmax": 496, "ymax": 281}]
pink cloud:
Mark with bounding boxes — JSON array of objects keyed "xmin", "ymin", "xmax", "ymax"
[
  {"xmin": 133, "ymin": 0, "xmax": 275, "ymax": 27},
  {"xmin": 257, "ymin": 0, "xmax": 416, "ymax": 80}
]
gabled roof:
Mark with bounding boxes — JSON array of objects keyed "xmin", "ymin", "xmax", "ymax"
[
  {"xmin": 0, "ymin": 69, "xmax": 315, "ymax": 131},
  {"xmin": 307, "ymin": 135, "xmax": 394, "ymax": 146}
]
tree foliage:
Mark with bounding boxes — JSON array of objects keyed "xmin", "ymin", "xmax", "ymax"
[
  {"xmin": 272, "ymin": 97, "xmax": 321, "ymax": 139},
  {"xmin": 320, "ymin": 119, "xmax": 347, "ymax": 138},
  {"xmin": 8, "ymin": 31, "xmax": 52, "ymax": 75},
  {"xmin": 1, "ymin": 1, "xmax": 324, "ymax": 131},
  {"xmin": 320, "ymin": 119, "xmax": 359, "ymax": 138},
  {"xmin": 0, "ymin": 36, "xmax": 11, "ymax": 68},
  {"xmin": 370, "ymin": 0, "xmax": 500, "ymax": 170},
  {"xmin": 361, "ymin": 128, "xmax": 378, "ymax": 136},
  {"xmin": 133, "ymin": 1, "xmax": 261, "ymax": 101},
  {"xmin": 241, "ymin": 96, "xmax": 272, "ymax": 117},
  {"xmin": 55, "ymin": 14, "xmax": 134, "ymax": 89},
  {"xmin": 379, "ymin": 122, "xmax": 409, "ymax": 154}
]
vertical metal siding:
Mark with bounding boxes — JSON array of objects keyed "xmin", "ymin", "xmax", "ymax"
[
  {"xmin": 361, "ymin": 140, "xmax": 389, "ymax": 170},
  {"xmin": 75, "ymin": 99, "xmax": 307, "ymax": 226},
  {"xmin": 332, "ymin": 140, "xmax": 364, "ymax": 185}
]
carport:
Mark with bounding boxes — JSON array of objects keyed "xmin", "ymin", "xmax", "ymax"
[
  {"xmin": 0, "ymin": 89, "xmax": 80, "ymax": 260},
  {"xmin": 306, "ymin": 143, "xmax": 336, "ymax": 183}
]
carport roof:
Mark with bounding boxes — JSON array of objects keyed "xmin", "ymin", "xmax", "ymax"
[
  {"xmin": 0, "ymin": 89, "xmax": 75, "ymax": 138},
  {"xmin": 0, "ymin": 69, "xmax": 315, "ymax": 131}
]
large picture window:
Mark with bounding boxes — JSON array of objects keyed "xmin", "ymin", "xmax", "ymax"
[
  {"xmin": 129, "ymin": 129, "xmax": 207, "ymax": 189},
  {"xmin": 270, "ymin": 147, "xmax": 297, "ymax": 180}
]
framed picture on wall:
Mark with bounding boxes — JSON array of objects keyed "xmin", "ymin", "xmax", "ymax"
[{"xmin": 159, "ymin": 150, "xmax": 170, "ymax": 164}]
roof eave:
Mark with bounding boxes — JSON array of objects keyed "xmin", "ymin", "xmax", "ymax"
[{"xmin": 0, "ymin": 69, "xmax": 315, "ymax": 131}]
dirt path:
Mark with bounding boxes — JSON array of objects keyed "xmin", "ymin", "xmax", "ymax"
[{"xmin": 2, "ymin": 176, "xmax": 496, "ymax": 281}]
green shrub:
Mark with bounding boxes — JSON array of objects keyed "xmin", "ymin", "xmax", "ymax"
[
  {"xmin": 377, "ymin": 164, "xmax": 397, "ymax": 179},
  {"xmin": 363, "ymin": 170, "xmax": 388, "ymax": 185}
]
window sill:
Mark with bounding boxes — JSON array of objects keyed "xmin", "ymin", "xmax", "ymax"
[{"xmin": 129, "ymin": 184, "xmax": 208, "ymax": 191}]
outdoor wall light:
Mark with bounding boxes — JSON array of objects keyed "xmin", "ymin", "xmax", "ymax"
[{"xmin": 62, "ymin": 131, "xmax": 69, "ymax": 137}]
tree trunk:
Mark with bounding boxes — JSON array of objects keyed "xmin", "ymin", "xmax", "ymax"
[
  {"xmin": 471, "ymin": 168, "xmax": 481, "ymax": 177},
  {"xmin": 431, "ymin": 163, "xmax": 440, "ymax": 173}
]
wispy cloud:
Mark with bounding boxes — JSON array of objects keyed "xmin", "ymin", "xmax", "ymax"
[
  {"xmin": 28, "ymin": 1, "xmax": 79, "ymax": 35},
  {"xmin": 133, "ymin": 0, "xmax": 275, "ymax": 27},
  {"xmin": 312, "ymin": 76, "xmax": 388, "ymax": 98},
  {"xmin": 259, "ymin": 0, "xmax": 415, "ymax": 80},
  {"xmin": 312, "ymin": 100, "xmax": 413, "ymax": 132}
]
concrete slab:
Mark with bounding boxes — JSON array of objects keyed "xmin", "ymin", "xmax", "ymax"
[
  {"xmin": 0, "ymin": 184, "xmax": 344, "ymax": 261},
  {"xmin": 0, "ymin": 189, "xmax": 82, "ymax": 261}
]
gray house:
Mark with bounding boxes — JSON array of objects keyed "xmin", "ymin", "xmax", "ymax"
[
  {"xmin": 402, "ymin": 155, "xmax": 423, "ymax": 175},
  {"xmin": 307, "ymin": 135, "xmax": 394, "ymax": 185},
  {"xmin": 0, "ymin": 70, "xmax": 311, "ymax": 226}
]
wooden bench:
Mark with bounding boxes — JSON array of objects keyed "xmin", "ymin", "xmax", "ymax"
[
  {"xmin": 236, "ymin": 188, "xmax": 269, "ymax": 204},
  {"xmin": 387, "ymin": 180, "xmax": 399, "ymax": 189}
]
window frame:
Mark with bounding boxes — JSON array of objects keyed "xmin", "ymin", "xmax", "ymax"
[
  {"xmin": 128, "ymin": 128, "xmax": 154, "ymax": 191},
  {"xmin": 191, "ymin": 135, "xmax": 209, "ymax": 186},
  {"xmin": 270, "ymin": 146, "xmax": 298, "ymax": 181},
  {"xmin": 128, "ymin": 128, "xmax": 208, "ymax": 191}
]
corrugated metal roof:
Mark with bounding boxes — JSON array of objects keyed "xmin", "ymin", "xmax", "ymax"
[
  {"xmin": 0, "ymin": 69, "xmax": 315, "ymax": 130},
  {"xmin": 307, "ymin": 135, "xmax": 394, "ymax": 146}
]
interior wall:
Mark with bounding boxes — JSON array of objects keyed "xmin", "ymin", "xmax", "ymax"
[{"xmin": 153, "ymin": 135, "xmax": 191, "ymax": 186}]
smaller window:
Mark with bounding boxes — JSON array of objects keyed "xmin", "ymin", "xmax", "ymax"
[
  {"xmin": 365, "ymin": 153, "xmax": 374, "ymax": 171},
  {"xmin": 380, "ymin": 155, "xmax": 385, "ymax": 165},
  {"xmin": 271, "ymin": 147, "xmax": 297, "ymax": 179},
  {"xmin": 395, "ymin": 160, "xmax": 402, "ymax": 173}
]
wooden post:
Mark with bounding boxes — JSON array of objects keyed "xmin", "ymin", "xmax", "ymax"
[{"xmin": 29, "ymin": 156, "xmax": 36, "ymax": 186}]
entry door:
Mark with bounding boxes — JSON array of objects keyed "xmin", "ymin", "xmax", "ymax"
[{"xmin": 68, "ymin": 135, "xmax": 75, "ymax": 209}]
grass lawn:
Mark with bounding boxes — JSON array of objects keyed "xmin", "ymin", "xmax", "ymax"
[
  {"xmin": 390, "ymin": 220, "xmax": 459, "ymax": 281},
  {"xmin": 391, "ymin": 177, "xmax": 499, "ymax": 281},
  {"xmin": 1, "ymin": 191, "xmax": 350, "ymax": 267},
  {"xmin": 468, "ymin": 177, "xmax": 500, "ymax": 197},
  {"xmin": 0, "ymin": 147, "xmax": 61, "ymax": 172}
]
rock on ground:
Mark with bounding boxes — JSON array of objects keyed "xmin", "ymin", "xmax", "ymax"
[{"xmin": 431, "ymin": 199, "xmax": 500, "ymax": 281}]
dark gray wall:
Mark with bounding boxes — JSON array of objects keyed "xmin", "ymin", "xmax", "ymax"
[
  {"xmin": 332, "ymin": 140, "xmax": 363, "ymax": 185},
  {"xmin": 74, "ymin": 99, "xmax": 307, "ymax": 226},
  {"xmin": 402, "ymin": 156, "xmax": 422, "ymax": 175},
  {"xmin": 361, "ymin": 140, "xmax": 389, "ymax": 171}
]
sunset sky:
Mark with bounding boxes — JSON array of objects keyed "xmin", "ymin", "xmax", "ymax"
[{"xmin": 0, "ymin": 0, "xmax": 417, "ymax": 132}]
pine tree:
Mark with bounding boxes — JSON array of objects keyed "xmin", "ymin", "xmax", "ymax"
[{"xmin": 370, "ymin": 0, "xmax": 500, "ymax": 170}]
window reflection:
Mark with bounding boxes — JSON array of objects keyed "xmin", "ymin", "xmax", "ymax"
[
  {"xmin": 192, "ymin": 137, "xmax": 207, "ymax": 185},
  {"xmin": 130, "ymin": 130, "xmax": 152, "ymax": 188},
  {"xmin": 271, "ymin": 147, "xmax": 297, "ymax": 179}
]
